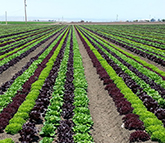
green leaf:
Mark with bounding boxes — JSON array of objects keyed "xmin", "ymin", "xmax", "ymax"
[
  {"xmin": 45, "ymin": 115, "xmax": 61, "ymax": 124},
  {"xmin": 73, "ymin": 133, "xmax": 94, "ymax": 142},
  {"xmin": 73, "ymin": 125, "xmax": 91, "ymax": 133},
  {"xmin": 0, "ymin": 138, "xmax": 14, "ymax": 143},
  {"xmin": 40, "ymin": 123, "xmax": 56, "ymax": 137},
  {"xmin": 5, "ymin": 123, "xmax": 22, "ymax": 134}
]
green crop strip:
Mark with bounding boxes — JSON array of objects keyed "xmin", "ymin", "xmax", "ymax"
[
  {"xmin": 80, "ymin": 26, "xmax": 165, "ymax": 77},
  {"xmin": 5, "ymin": 28, "xmax": 70, "ymax": 134},
  {"xmin": 0, "ymin": 29, "xmax": 57, "ymax": 60},
  {"xmin": 77, "ymin": 27, "xmax": 165, "ymax": 143},
  {"xmin": 40, "ymin": 28, "xmax": 71, "ymax": 141},
  {"xmin": 0, "ymin": 26, "xmax": 63, "ymax": 53},
  {"xmin": 82, "ymin": 25, "xmax": 165, "ymax": 61},
  {"xmin": 78, "ymin": 26, "xmax": 165, "ymax": 106},
  {"xmin": 0, "ymin": 28, "xmax": 68, "ymax": 112},
  {"xmin": 72, "ymin": 27, "xmax": 94, "ymax": 143}
]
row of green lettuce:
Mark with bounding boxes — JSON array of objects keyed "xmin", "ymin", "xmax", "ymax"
[
  {"xmin": 88, "ymin": 25, "xmax": 165, "ymax": 49},
  {"xmin": 85, "ymin": 25, "xmax": 165, "ymax": 44},
  {"xmin": 0, "ymin": 26, "xmax": 64, "ymax": 65},
  {"xmin": 40, "ymin": 27, "xmax": 94, "ymax": 143},
  {"xmin": 77, "ymin": 26, "xmax": 165, "ymax": 107},
  {"xmin": 0, "ymin": 28, "xmax": 68, "ymax": 113},
  {"xmin": 82, "ymin": 26, "xmax": 165, "ymax": 78},
  {"xmin": 0, "ymin": 26, "xmax": 56, "ymax": 45},
  {"xmin": 77, "ymin": 27, "xmax": 165, "ymax": 143},
  {"xmin": 0, "ymin": 28, "xmax": 56, "ymax": 58},
  {"xmin": 81, "ymin": 25, "xmax": 165, "ymax": 61},
  {"xmin": 0, "ymin": 25, "xmax": 53, "ymax": 40},
  {"xmin": 72, "ymin": 27, "xmax": 93, "ymax": 142},
  {"xmin": 39, "ymin": 27, "xmax": 72, "ymax": 142},
  {"xmin": 0, "ymin": 26, "xmax": 62, "ymax": 53},
  {"xmin": 4, "ymin": 28, "xmax": 70, "ymax": 134}
]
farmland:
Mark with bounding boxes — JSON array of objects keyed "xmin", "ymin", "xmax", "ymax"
[{"xmin": 0, "ymin": 23, "xmax": 165, "ymax": 143}]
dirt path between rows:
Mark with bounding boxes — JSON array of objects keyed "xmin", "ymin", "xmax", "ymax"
[
  {"xmin": 107, "ymin": 40, "xmax": 165, "ymax": 73},
  {"xmin": 75, "ymin": 28, "xmax": 156, "ymax": 143},
  {"xmin": 0, "ymin": 32, "xmax": 60, "ymax": 87},
  {"xmin": 0, "ymin": 27, "xmax": 158, "ymax": 143}
]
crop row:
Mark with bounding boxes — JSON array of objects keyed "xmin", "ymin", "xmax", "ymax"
[
  {"xmin": 0, "ymin": 26, "xmax": 94, "ymax": 143},
  {"xmin": 0, "ymin": 25, "xmax": 55, "ymax": 39},
  {"xmin": 77, "ymin": 26, "xmax": 165, "ymax": 105},
  {"xmin": 0, "ymin": 25, "xmax": 66, "ymax": 74},
  {"xmin": 81, "ymin": 25, "xmax": 165, "ymax": 66},
  {"xmin": 76, "ymin": 25, "xmax": 165, "ymax": 143}
]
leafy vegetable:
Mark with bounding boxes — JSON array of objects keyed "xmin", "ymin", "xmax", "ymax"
[{"xmin": 40, "ymin": 123, "xmax": 56, "ymax": 137}]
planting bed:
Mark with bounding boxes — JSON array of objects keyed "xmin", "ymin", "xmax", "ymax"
[{"xmin": 0, "ymin": 24, "xmax": 165, "ymax": 143}]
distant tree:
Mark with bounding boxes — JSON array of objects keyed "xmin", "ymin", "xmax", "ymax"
[
  {"xmin": 80, "ymin": 20, "xmax": 84, "ymax": 23},
  {"xmin": 162, "ymin": 19, "xmax": 165, "ymax": 22},
  {"xmin": 158, "ymin": 19, "xmax": 161, "ymax": 22},
  {"xmin": 145, "ymin": 20, "xmax": 150, "ymax": 22},
  {"xmin": 133, "ymin": 20, "xmax": 138, "ymax": 22},
  {"xmin": 150, "ymin": 18, "xmax": 156, "ymax": 22}
]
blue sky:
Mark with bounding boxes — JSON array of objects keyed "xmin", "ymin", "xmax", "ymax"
[{"xmin": 0, "ymin": 0, "xmax": 164, "ymax": 21}]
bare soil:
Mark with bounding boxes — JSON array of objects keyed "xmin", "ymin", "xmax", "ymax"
[
  {"xmin": 75, "ymin": 29, "xmax": 155, "ymax": 143},
  {"xmin": 0, "ymin": 33, "xmax": 60, "ymax": 87},
  {"xmin": 0, "ymin": 26, "xmax": 160, "ymax": 143},
  {"xmin": 109, "ymin": 42, "xmax": 165, "ymax": 72},
  {"xmin": 0, "ymin": 33, "xmax": 62, "ymax": 143}
]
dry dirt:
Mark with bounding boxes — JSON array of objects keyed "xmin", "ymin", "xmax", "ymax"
[
  {"xmin": 75, "ymin": 29, "xmax": 156, "ymax": 143},
  {"xmin": 0, "ymin": 32, "xmax": 60, "ymax": 87},
  {"xmin": 0, "ymin": 25, "xmax": 161, "ymax": 143},
  {"xmin": 111, "ymin": 42, "xmax": 165, "ymax": 72}
]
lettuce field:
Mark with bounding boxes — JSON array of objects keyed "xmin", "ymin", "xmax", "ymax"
[{"xmin": 0, "ymin": 24, "xmax": 165, "ymax": 143}]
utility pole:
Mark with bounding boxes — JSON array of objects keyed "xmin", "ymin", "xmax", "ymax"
[
  {"xmin": 24, "ymin": 0, "xmax": 27, "ymax": 24},
  {"xmin": 5, "ymin": 11, "xmax": 7, "ymax": 25},
  {"xmin": 116, "ymin": 14, "xmax": 118, "ymax": 21}
]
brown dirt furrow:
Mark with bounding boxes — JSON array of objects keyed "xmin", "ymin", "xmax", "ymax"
[
  {"xmin": 75, "ymin": 27, "xmax": 156, "ymax": 143},
  {"xmin": 75, "ymin": 28, "xmax": 131, "ymax": 143},
  {"xmin": 0, "ymin": 32, "xmax": 60, "ymax": 87},
  {"xmin": 107, "ymin": 40, "xmax": 165, "ymax": 73}
]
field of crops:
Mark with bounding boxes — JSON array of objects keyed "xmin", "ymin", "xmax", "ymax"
[{"xmin": 0, "ymin": 24, "xmax": 165, "ymax": 143}]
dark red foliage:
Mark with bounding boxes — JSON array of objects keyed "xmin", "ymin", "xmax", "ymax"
[
  {"xmin": 130, "ymin": 130, "xmax": 150, "ymax": 142},
  {"xmin": 104, "ymin": 83, "xmax": 116, "ymax": 91},
  {"xmin": 111, "ymin": 92, "xmax": 125, "ymax": 100},
  {"xmin": 143, "ymin": 100, "xmax": 159, "ymax": 112},
  {"xmin": 2, "ymin": 107, "xmax": 17, "ymax": 115},
  {"xmin": 0, "ymin": 112, "xmax": 12, "ymax": 120},
  {"xmin": 19, "ymin": 122, "xmax": 38, "ymax": 142},
  {"xmin": 116, "ymin": 101, "xmax": 132, "ymax": 109},
  {"xmin": 0, "ymin": 118, "xmax": 9, "ymax": 127},
  {"xmin": 125, "ymin": 117, "xmax": 144, "ymax": 130},
  {"xmin": 96, "ymin": 67, "xmax": 105, "ymax": 74},
  {"xmin": 122, "ymin": 113, "xmax": 139, "ymax": 122},
  {"xmin": 63, "ymin": 93, "xmax": 74, "ymax": 103},
  {"xmin": 99, "ymin": 72, "xmax": 109, "ymax": 80},
  {"xmin": 113, "ymin": 97, "xmax": 127, "ymax": 105},
  {"xmin": 29, "ymin": 110, "xmax": 41, "ymax": 121},
  {"xmin": 155, "ymin": 108, "xmax": 165, "ymax": 120},
  {"xmin": 0, "ymin": 118, "xmax": 9, "ymax": 132},
  {"xmin": 108, "ymin": 87, "xmax": 121, "ymax": 95},
  {"xmin": 62, "ymin": 103, "xmax": 75, "ymax": 119},
  {"xmin": 57, "ymin": 120, "xmax": 74, "ymax": 143},
  {"xmin": 116, "ymin": 101, "xmax": 133, "ymax": 115},
  {"xmin": 118, "ymin": 105, "xmax": 134, "ymax": 115},
  {"xmin": 103, "ymin": 79, "xmax": 113, "ymax": 85}
]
